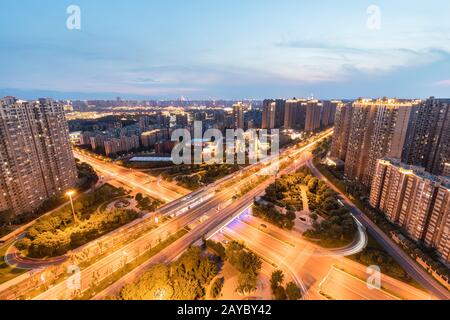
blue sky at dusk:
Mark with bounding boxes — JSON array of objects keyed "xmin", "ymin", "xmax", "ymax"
[{"xmin": 1, "ymin": 0, "xmax": 450, "ymax": 100}]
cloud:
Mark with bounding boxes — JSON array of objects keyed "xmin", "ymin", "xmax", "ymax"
[{"xmin": 435, "ymin": 80, "xmax": 450, "ymax": 86}]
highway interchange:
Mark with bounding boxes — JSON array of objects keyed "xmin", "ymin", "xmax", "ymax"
[{"xmin": 1, "ymin": 129, "xmax": 449, "ymax": 300}]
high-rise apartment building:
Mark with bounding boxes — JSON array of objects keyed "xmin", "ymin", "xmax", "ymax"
[
  {"xmin": 262, "ymin": 99, "xmax": 285, "ymax": 129},
  {"xmin": 274, "ymin": 99, "xmax": 286, "ymax": 128},
  {"xmin": 305, "ymin": 100, "xmax": 322, "ymax": 132},
  {"xmin": 175, "ymin": 114, "xmax": 188, "ymax": 127},
  {"xmin": 330, "ymin": 102, "xmax": 352, "ymax": 161},
  {"xmin": 370, "ymin": 158, "xmax": 450, "ymax": 263},
  {"xmin": 284, "ymin": 99, "xmax": 307, "ymax": 130},
  {"xmin": 328, "ymin": 100, "xmax": 340, "ymax": 125},
  {"xmin": 444, "ymin": 163, "xmax": 450, "ymax": 177},
  {"xmin": 0, "ymin": 97, "xmax": 77, "ymax": 216},
  {"xmin": 424, "ymin": 184, "xmax": 450, "ymax": 263},
  {"xmin": 321, "ymin": 100, "xmax": 339, "ymax": 128},
  {"xmin": 262, "ymin": 99, "xmax": 276, "ymax": 129},
  {"xmin": 344, "ymin": 98, "xmax": 417, "ymax": 187},
  {"xmin": 138, "ymin": 115, "xmax": 151, "ymax": 131},
  {"xmin": 402, "ymin": 98, "xmax": 450, "ymax": 176},
  {"xmin": 233, "ymin": 102, "xmax": 245, "ymax": 130},
  {"xmin": 344, "ymin": 99, "xmax": 377, "ymax": 184}
]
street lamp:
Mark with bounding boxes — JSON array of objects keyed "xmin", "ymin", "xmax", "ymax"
[{"xmin": 66, "ymin": 190, "xmax": 78, "ymax": 223}]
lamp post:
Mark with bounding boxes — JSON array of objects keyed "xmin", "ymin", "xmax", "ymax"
[{"xmin": 66, "ymin": 190, "xmax": 77, "ymax": 223}]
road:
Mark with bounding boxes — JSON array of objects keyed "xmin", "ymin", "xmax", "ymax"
[
  {"xmin": 91, "ymin": 132, "xmax": 335, "ymax": 300},
  {"xmin": 90, "ymin": 171, "xmax": 277, "ymax": 300},
  {"xmin": 221, "ymin": 214, "xmax": 432, "ymax": 300},
  {"xmin": 318, "ymin": 266, "xmax": 399, "ymax": 300},
  {"xmin": 74, "ymin": 150, "xmax": 190, "ymax": 202},
  {"xmin": 307, "ymin": 158, "xmax": 450, "ymax": 300},
  {"xmin": 0, "ymin": 130, "xmax": 332, "ymax": 300}
]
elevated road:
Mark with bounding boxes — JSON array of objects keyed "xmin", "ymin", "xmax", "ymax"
[{"xmin": 74, "ymin": 151, "xmax": 190, "ymax": 202}]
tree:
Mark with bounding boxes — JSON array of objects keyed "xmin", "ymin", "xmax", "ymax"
[
  {"xmin": 16, "ymin": 238, "xmax": 32, "ymax": 251},
  {"xmin": 121, "ymin": 264, "xmax": 173, "ymax": 300},
  {"xmin": 210, "ymin": 277, "xmax": 224, "ymax": 299},
  {"xmin": 286, "ymin": 282, "xmax": 302, "ymax": 300},
  {"xmin": 270, "ymin": 270, "xmax": 284, "ymax": 293},
  {"xmin": 0, "ymin": 209, "xmax": 15, "ymax": 226},
  {"xmin": 231, "ymin": 250, "xmax": 262, "ymax": 276},
  {"xmin": 286, "ymin": 211, "xmax": 296, "ymax": 221},
  {"xmin": 225, "ymin": 241, "xmax": 245, "ymax": 262},
  {"xmin": 237, "ymin": 272, "xmax": 257, "ymax": 294},
  {"xmin": 274, "ymin": 286, "xmax": 287, "ymax": 300},
  {"xmin": 307, "ymin": 178, "xmax": 319, "ymax": 193},
  {"xmin": 205, "ymin": 240, "xmax": 226, "ymax": 259},
  {"xmin": 135, "ymin": 193, "xmax": 144, "ymax": 202}
]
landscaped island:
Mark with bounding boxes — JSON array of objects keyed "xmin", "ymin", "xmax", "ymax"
[
  {"xmin": 254, "ymin": 167, "xmax": 357, "ymax": 248},
  {"xmin": 16, "ymin": 184, "xmax": 141, "ymax": 258}
]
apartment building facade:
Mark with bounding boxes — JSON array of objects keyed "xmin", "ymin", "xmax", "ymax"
[
  {"xmin": 344, "ymin": 98, "xmax": 417, "ymax": 187},
  {"xmin": 370, "ymin": 158, "xmax": 450, "ymax": 263},
  {"xmin": 402, "ymin": 98, "xmax": 450, "ymax": 176},
  {"xmin": 284, "ymin": 99, "xmax": 307, "ymax": 130},
  {"xmin": 0, "ymin": 97, "xmax": 77, "ymax": 215},
  {"xmin": 330, "ymin": 102, "xmax": 353, "ymax": 161},
  {"xmin": 232, "ymin": 102, "xmax": 245, "ymax": 130},
  {"xmin": 305, "ymin": 100, "xmax": 322, "ymax": 132}
]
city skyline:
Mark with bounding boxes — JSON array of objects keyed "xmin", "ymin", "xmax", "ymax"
[{"xmin": 2, "ymin": 1, "xmax": 450, "ymax": 100}]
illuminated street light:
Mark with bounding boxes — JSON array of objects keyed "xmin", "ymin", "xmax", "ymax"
[{"xmin": 66, "ymin": 190, "xmax": 78, "ymax": 223}]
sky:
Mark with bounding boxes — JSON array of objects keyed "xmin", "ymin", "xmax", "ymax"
[{"xmin": 1, "ymin": 0, "xmax": 450, "ymax": 100}]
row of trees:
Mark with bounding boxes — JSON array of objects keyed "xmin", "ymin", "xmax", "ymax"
[
  {"xmin": 17, "ymin": 209, "xmax": 139, "ymax": 258},
  {"xmin": 16, "ymin": 184, "xmax": 137, "ymax": 258},
  {"xmin": 264, "ymin": 175, "xmax": 304, "ymax": 211},
  {"xmin": 135, "ymin": 193, "xmax": 163, "ymax": 212},
  {"xmin": 210, "ymin": 277, "xmax": 225, "ymax": 299},
  {"xmin": 205, "ymin": 239, "xmax": 226, "ymax": 260},
  {"xmin": 76, "ymin": 161, "xmax": 99, "ymax": 191},
  {"xmin": 225, "ymin": 241, "xmax": 262, "ymax": 295},
  {"xmin": 253, "ymin": 203, "xmax": 296, "ymax": 230},
  {"xmin": 119, "ymin": 247, "xmax": 218, "ymax": 300},
  {"xmin": 270, "ymin": 270, "xmax": 302, "ymax": 300},
  {"xmin": 175, "ymin": 164, "xmax": 241, "ymax": 190},
  {"xmin": 206, "ymin": 240, "xmax": 263, "ymax": 296}
]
